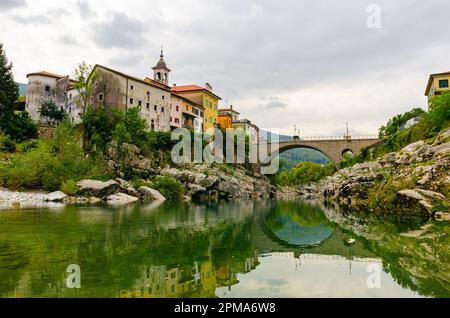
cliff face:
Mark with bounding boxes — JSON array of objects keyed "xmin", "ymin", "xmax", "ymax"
[{"xmin": 303, "ymin": 128, "xmax": 450, "ymax": 216}]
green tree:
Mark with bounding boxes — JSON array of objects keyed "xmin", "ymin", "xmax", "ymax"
[
  {"xmin": 73, "ymin": 61, "xmax": 96, "ymax": 116},
  {"xmin": 0, "ymin": 111, "xmax": 37, "ymax": 141},
  {"xmin": 0, "ymin": 43, "xmax": 19, "ymax": 116},
  {"xmin": 39, "ymin": 100, "xmax": 66, "ymax": 124}
]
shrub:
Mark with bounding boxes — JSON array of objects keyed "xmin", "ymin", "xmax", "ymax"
[
  {"xmin": 152, "ymin": 176, "xmax": 184, "ymax": 201},
  {"xmin": 39, "ymin": 100, "xmax": 66, "ymax": 124},
  {"xmin": 0, "ymin": 111, "xmax": 38, "ymax": 141},
  {"xmin": 0, "ymin": 133, "xmax": 16, "ymax": 152},
  {"xmin": 0, "ymin": 122, "xmax": 105, "ymax": 191},
  {"xmin": 19, "ymin": 139, "xmax": 39, "ymax": 152},
  {"xmin": 61, "ymin": 179, "xmax": 78, "ymax": 196}
]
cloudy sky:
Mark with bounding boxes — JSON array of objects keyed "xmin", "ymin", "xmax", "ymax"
[{"xmin": 1, "ymin": 0, "xmax": 449, "ymax": 135}]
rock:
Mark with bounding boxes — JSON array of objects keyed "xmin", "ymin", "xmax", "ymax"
[
  {"xmin": 63, "ymin": 196, "xmax": 90, "ymax": 204},
  {"xmin": 116, "ymin": 178, "xmax": 132, "ymax": 189},
  {"xmin": 187, "ymin": 183, "xmax": 207, "ymax": 195},
  {"xmin": 415, "ymin": 189, "xmax": 446, "ymax": 200},
  {"xmin": 431, "ymin": 142, "xmax": 450, "ymax": 158},
  {"xmin": 160, "ymin": 168, "xmax": 181, "ymax": 178},
  {"xmin": 126, "ymin": 187, "xmax": 138, "ymax": 196},
  {"xmin": 181, "ymin": 195, "xmax": 192, "ymax": 202},
  {"xmin": 419, "ymin": 200, "xmax": 433, "ymax": 211},
  {"xmin": 89, "ymin": 197, "xmax": 102, "ymax": 204},
  {"xmin": 199, "ymin": 176, "xmax": 220, "ymax": 188},
  {"xmin": 107, "ymin": 193, "xmax": 139, "ymax": 205},
  {"xmin": 401, "ymin": 141, "xmax": 426, "ymax": 155},
  {"xmin": 435, "ymin": 212, "xmax": 450, "ymax": 222},
  {"xmin": 76, "ymin": 179, "xmax": 120, "ymax": 198},
  {"xmin": 138, "ymin": 186, "xmax": 166, "ymax": 201},
  {"xmin": 432, "ymin": 128, "xmax": 450, "ymax": 146},
  {"xmin": 45, "ymin": 191, "xmax": 67, "ymax": 202},
  {"xmin": 181, "ymin": 171, "xmax": 207, "ymax": 184},
  {"xmin": 397, "ymin": 189, "xmax": 427, "ymax": 201}
]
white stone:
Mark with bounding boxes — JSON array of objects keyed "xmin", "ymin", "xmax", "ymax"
[
  {"xmin": 45, "ymin": 191, "xmax": 68, "ymax": 202},
  {"xmin": 107, "ymin": 193, "xmax": 139, "ymax": 205},
  {"xmin": 138, "ymin": 186, "xmax": 166, "ymax": 201}
]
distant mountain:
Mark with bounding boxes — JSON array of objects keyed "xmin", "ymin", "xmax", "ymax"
[
  {"xmin": 259, "ymin": 129, "xmax": 293, "ymax": 142},
  {"xmin": 17, "ymin": 83, "xmax": 27, "ymax": 96}
]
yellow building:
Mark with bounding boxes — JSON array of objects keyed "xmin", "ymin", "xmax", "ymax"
[
  {"xmin": 425, "ymin": 71, "xmax": 450, "ymax": 107},
  {"xmin": 172, "ymin": 83, "xmax": 221, "ymax": 130}
]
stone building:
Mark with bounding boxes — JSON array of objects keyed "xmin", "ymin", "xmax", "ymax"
[
  {"xmin": 91, "ymin": 63, "xmax": 171, "ymax": 132},
  {"xmin": 25, "ymin": 71, "xmax": 80, "ymax": 123},
  {"xmin": 169, "ymin": 94, "xmax": 183, "ymax": 130}
]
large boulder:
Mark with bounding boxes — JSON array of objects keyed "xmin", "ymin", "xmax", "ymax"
[
  {"xmin": 199, "ymin": 176, "xmax": 220, "ymax": 188},
  {"xmin": 180, "ymin": 171, "xmax": 207, "ymax": 184},
  {"xmin": 77, "ymin": 179, "xmax": 120, "ymax": 198},
  {"xmin": 45, "ymin": 191, "xmax": 68, "ymax": 202},
  {"xmin": 138, "ymin": 186, "xmax": 166, "ymax": 201},
  {"xmin": 107, "ymin": 193, "xmax": 140, "ymax": 205}
]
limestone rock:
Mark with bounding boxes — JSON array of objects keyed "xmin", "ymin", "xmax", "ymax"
[
  {"xmin": 199, "ymin": 176, "xmax": 220, "ymax": 188},
  {"xmin": 187, "ymin": 183, "xmax": 207, "ymax": 195},
  {"xmin": 397, "ymin": 189, "xmax": 427, "ymax": 201},
  {"xmin": 107, "ymin": 193, "xmax": 139, "ymax": 205},
  {"xmin": 435, "ymin": 212, "xmax": 450, "ymax": 222},
  {"xmin": 45, "ymin": 191, "xmax": 67, "ymax": 202},
  {"xmin": 181, "ymin": 171, "xmax": 207, "ymax": 184},
  {"xmin": 116, "ymin": 178, "xmax": 132, "ymax": 189},
  {"xmin": 138, "ymin": 186, "xmax": 166, "ymax": 201},
  {"xmin": 77, "ymin": 179, "xmax": 120, "ymax": 198},
  {"xmin": 415, "ymin": 189, "xmax": 446, "ymax": 200},
  {"xmin": 160, "ymin": 168, "xmax": 181, "ymax": 178}
]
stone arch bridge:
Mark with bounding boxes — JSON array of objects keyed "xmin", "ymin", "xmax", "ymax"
[{"xmin": 258, "ymin": 136, "xmax": 379, "ymax": 168}]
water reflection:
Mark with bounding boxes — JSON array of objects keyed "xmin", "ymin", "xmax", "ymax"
[{"xmin": 0, "ymin": 199, "xmax": 448, "ymax": 298}]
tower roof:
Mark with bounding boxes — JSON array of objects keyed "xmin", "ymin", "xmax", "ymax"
[{"xmin": 152, "ymin": 49, "xmax": 171, "ymax": 72}]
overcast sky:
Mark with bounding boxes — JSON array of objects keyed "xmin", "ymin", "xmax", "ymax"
[{"xmin": 1, "ymin": 0, "xmax": 449, "ymax": 135}]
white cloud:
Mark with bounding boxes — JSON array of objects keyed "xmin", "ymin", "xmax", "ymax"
[{"xmin": 0, "ymin": 0, "xmax": 448, "ymax": 135}]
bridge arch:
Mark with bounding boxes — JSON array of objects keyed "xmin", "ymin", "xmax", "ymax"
[{"xmin": 258, "ymin": 137, "xmax": 379, "ymax": 169}]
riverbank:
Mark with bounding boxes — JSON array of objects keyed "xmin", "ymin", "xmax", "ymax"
[{"xmin": 287, "ymin": 128, "xmax": 450, "ymax": 219}]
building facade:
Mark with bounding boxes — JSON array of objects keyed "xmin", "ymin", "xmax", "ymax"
[
  {"xmin": 178, "ymin": 94, "xmax": 204, "ymax": 133},
  {"xmin": 92, "ymin": 64, "xmax": 171, "ymax": 132},
  {"xmin": 425, "ymin": 71, "xmax": 450, "ymax": 107},
  {"xmin": 233, "ymin": 119, "xmax": 260, "ymax": 143},
  {"xmin": 25, "ymin": 71, "xmax": 79, "ymax": 123},
  {"xmin": 172, "ymin": 84, "xmax": 221, "ymax": 130},
  {"xmin": 218, "ymin": 108, "xmax": 240, "ymax": 130},
  {"xmin": 169, "ymin": 94, "xmax": 183, "ymax": 130}
]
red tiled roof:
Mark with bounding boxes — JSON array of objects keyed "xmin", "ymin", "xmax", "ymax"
[{"xmin": 172, "ymin": 85, "xmax": 221, "ymax": 100}]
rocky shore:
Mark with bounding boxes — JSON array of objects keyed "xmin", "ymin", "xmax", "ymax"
[
  {"xmin": 0, "ymin": 161, "xmax": 276, "ymax": 208},
  {"xmin": 293, "ymin": 128, "xmax": 450, "ymax": 219}
]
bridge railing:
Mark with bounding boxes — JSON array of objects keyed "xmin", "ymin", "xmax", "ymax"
[{"xmin": 297, "ymin": 135, "xmax": 379, "ymax": 141}]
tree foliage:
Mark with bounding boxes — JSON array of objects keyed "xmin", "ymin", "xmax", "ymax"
[
  {"xmin": 73, "ymin": 61, "xmax": 96, "ymax": 116},
  {"xmin": 0, "ymin": 43, "xmax": 18, "ymax": 116},
  {"xmin": 275, "ymin": 162, "xmax": 336, "ymax": 186},
  {"xmin": 39, "ymin": 100, "xmax": 66, "ymax": 124},
  {"xmin": 0, "ymin": 111, "xmax": 38, "ymax": 141}
]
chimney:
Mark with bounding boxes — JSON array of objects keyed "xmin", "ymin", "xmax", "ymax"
[
  {"xmin": 173, "ymin": 84, "xmax": 176, "ymax": 87},
  {"xmin": 205, "ymin": 82, "xmax": 212, "ymax": 92}
]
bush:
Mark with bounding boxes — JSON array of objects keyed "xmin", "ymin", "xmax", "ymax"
[
  {"xmin": 0, "ymin": 111, "xmax": 38, "ymax": 141},
  {"xmin": 61, "ymin": 179, "xmax": 78, "ymax": 196},
  {"xmin": 0, "ymin": 133, "xmax": 16, "ymax": 152},
  {"xmin": 19, "ymin": 140, "xmax": 39, "ymax": 152},
  {"xmin": 152, "ymin": 176, "xmax": 184, "ymax": 201},
  {"xmin": 0, "ymin": 121, "xmax": 105, "ymax": 191},
  {"xmin": 39, "ymin": 100, "xmax": 66, "ymax": 124}
]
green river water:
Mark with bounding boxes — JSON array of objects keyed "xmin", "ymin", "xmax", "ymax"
[{"xmin": 0, "ymin": 200, "xmax": 448, "ymax": 298}]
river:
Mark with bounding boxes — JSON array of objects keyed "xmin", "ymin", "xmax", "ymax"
[{"xmin": 0, "ymin": 200, "xmax": 448, "ymax": 298}]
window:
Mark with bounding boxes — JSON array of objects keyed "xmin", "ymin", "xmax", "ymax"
[
  {"xmin": 209, "ymin": 117, "xmax": 212, "ymax": 123},
  {"xmin": 170, "ymin": 117, "xmax": 172, "ymax": 122},
  {"xmin": 146, "ymin": 103, "xmax": 150, "ymax": 109},
  {"xmin": 138, "ymin": 100, "xmax": 142, "ymax": 107},
  {"xmin": 162, "ymin": 96, "xmax": 165, "ymax": 100},
  {"xmin": 130, "ymin": 85, "xmax": 134, "ymax": 90},
  {"xmin": 439, "ymin": 79, "xmax": 449, "ymax": 88},
  {"xmin": 176, "ymin": 106, "xmax": 179, "ymax": 112},
  {"xmin": 69, "ymin": 93, "xmax": 72, "ymax": 100},
  {"xmin": 161, "ymin": 107, "xmax": 164, "ymax": 113},
  {"xmin": 98, "ymin": 93, "xmax": 104, "ymax": 101},
  {"xmin": 175, "ymin": 118, "xmax": 180, "ymax": 124},
  {"xmin": 130, "ymin": 98, "xmax": 134, "ymax": 104},
  {"xmin": 154, "ymin": 105, "xmax": 157, "ymax": 111},
  {"xmin": 45, "ymin": 85, "xmax": 51, "ymax": 92},
  {"xmin": 200, "ymin": 111, "xmax": 203, "ymax": 117}
]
